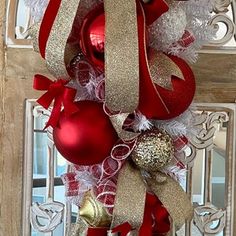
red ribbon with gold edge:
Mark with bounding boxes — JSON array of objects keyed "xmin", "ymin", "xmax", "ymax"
[
  {"xmin": 111, "ymin": 194, "xmax": 170, "ymax": 236},
  {"xmin": 38, "ymin": 0, "xmax": 62, "ymax": 59},
  {"xmin": 137, "ymin": 0, "xmax": 170, "ymax": 119},
  {"xmin": 139, "ymin": 193, "xmax": 170, "ymax": 236},
  {"xmin": 33, "ymin": 74, "xmax": 79, "ymax": 128}
]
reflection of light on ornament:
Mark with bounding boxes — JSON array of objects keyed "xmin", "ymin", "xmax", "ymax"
[{"xmin": 57, "ymin": 152, "xmax": 67, "ymax": 167}]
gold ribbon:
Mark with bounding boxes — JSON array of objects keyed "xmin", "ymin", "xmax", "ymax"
[
  {"xmin": 29, "ymin": 22, "xmax": 41, "ymax": 53},
  {"xmin": 70, "ymin": 217, "xmax": 88, "ymax": 236},
  {"xmin": 45, "ymin": 0, "xmax": 81, "ymax": 78},
  {"xmin": 110, "ymin": 114, "xmax": 140, "ymax": 141},
  {"xmin": 148, "ymin": 48, "xmax": 184, "ymax": 90},
  {"xmin": 104, "ymin": 0, "xmax": 139, "ymax": 113},
  {"xmin": 148, "ymin": 172, "xmax": 193, "ymax": 229},
  {"xmin": 111, "ymin": 162, "xmax": 146, "ymax": 229}
]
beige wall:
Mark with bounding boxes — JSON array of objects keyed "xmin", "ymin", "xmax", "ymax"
[{"xmin": 0, "ymin": 2, "xmax": 48, "ymax": 234}]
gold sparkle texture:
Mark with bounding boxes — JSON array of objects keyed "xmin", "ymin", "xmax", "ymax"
[
  {"xmin": 104, "ymin": 0, "xmax": 140, "ymax": 113},
  {"xmin": 132, "ymin": 128, "xmax": 174, "ymax": 172},
  {"xmin": 46, "ymin": 0, "xmax": 81, "ymax": 78},
  {"xmin": 148, "ymin": 48, "xmax": 184, "ymax": 90},
  {"xmin": 111, "ymin": 162, "xmax": 146, "ymax": 229}
]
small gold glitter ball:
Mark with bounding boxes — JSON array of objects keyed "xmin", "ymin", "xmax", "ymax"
[{"xmin": 131, "ymin": 129, "xmax": 174, "ymax": 172}]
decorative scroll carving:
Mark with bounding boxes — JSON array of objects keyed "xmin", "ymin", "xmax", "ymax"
[
  {"xmin": 178, "ymin": 110, "xmax": 229, "ymax": 166},
  {"xmin": 190, "ymin": 111, "xmax": 229, "ymax": 150},
  {"xmin": 194, "ymin": 203, "xmax": 226, "ymax": 234},
  {"xmin": 213, "ymin": 0, "xmax": 232, "ymax": 13},
  {"xmin": 30, "ymin": 200, "xmax": 64, "ymax": 232},
  {"xmin": 30, "ymin": 105, "xmax": 64, "ymax": 233},
  {"xmin": 208, "ymin": 13, "xmax": 235, "ymax": 45}
]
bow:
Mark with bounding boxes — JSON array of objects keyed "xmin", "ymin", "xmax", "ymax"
[{"xmin": 33, "ymin": 74, "xmax": 79, "ymax": 128}]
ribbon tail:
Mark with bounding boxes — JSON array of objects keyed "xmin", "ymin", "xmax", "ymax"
[
  {"xmin": 148, "ymin": 172, "xmax": 193, "ymax": 229},
  {"xmin": 138, "ymin": 194, "xmax": 153, "ymax": 236},
  {"xmin": 37, "ymin": 92, "xmax": 55, "ymax": 110},
  {"xmin": 111, "ymin": 162, "xmax": 146, "ymax": 231},
  {"xmin": 45, "ymin": 96, "xmax": 63, "ymax": 129},
  {"xmin": 63, "ymin": 87, "xmax": 80, "ymax": 116}
]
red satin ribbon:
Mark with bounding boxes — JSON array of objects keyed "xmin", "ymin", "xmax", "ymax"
[
  {"xmin": 142, "ymin": 0, "xmax": 169, "ymax": 25},
  {"xmin": 112, "ymin": 222, "xmax": 133, "ymax": 236},
  {"xmin": 39, "ymin": 0, "xmax": 62, "ymax": 58},
  {"xmin": 33, "ymin": 74, "xmax": 79, "ymax": 128},
  {"xmin": 111, "ymin": 194, "xmax": 170, "ymax": 236},
  {"xmin": 87, "ymin": 227, "xmax": 108, "ymax": 236},
  {"xmin": 139, "ymin": 193, "xmax": 170, "ymax": 236},
  {"xmin": 137, "ymin": 1, "xmax": 170, "ymax": 119}
]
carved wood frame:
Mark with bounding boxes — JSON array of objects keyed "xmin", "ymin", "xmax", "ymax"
[{"xmin": 22, "ymin": 101, "xmax": 236, "ymax": 236}]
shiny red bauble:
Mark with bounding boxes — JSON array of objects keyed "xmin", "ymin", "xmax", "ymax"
[
  {"xmin": 80, "ymin": 4, "xmax": 105, "ymax": 69},
  {"xmin": 154, "ymin": 55, "xmax": 195, "ymax": 120},
  {"xmin": 53, "ymin": 101, "xmax": 118, "ymax": 165}
]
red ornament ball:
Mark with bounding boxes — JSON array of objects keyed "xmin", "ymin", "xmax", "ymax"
[
  {"xmin": 80, "ymin": 4, "xmax": 105, "ymax": 69},
  {"xmin": 155, "ymin": 55, "xmax": 195, "ymax": 120},
  {"xmin": 53, "ymin": 101, "xmax": 118, "ymax": 165}
]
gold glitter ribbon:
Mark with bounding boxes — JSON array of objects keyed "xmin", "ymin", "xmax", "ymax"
[
  {"xmin": 110, "ymin": 114, "xmax": 140, "ymax": 141},
  {"xmin": 79, "ymin": 191, "xmax": 111, "ymax": 227},
  {"xmin": 111, "ymin": 162, "xmax": 146, "ymax": 230},
  {"xmin": 45, "ymin": 0, "xmax": 81, "ymax": 78},
  {"xmin": 148, "ymin": 172, "xmax": 194, "ymax": 228},
  {"xmin": 70, "ymin": 217, "xmax": 88, "ymax": 236},
  {"xmin": 29, "ymin": 22, "xmax": 41, "ymax": 53},
  {"xmin": 148, "ymin": 48, "xmax": 184, "ymax": 90},
  {"xmin": 104, "ymin": 0, "xmax": 139, "ymax": 113}
]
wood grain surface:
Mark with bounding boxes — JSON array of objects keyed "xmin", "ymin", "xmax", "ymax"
[{"xmin": 192, "ymin": 53, "xmax": 236, "ymax": 103}]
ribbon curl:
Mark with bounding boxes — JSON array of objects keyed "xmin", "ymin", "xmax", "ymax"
[{"xmin": 33, "ymin": 74, "xmax": 79, "ymax": 128}]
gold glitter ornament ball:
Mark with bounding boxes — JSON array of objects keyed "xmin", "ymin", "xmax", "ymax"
[{"xmin": 132, "ymin": 129, "xmax": 174, "ymax": 172}]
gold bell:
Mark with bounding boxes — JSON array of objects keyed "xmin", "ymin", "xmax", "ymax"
[{"xmin": 79, "ymin": 191, "xmax": 111, "ymax": 227}]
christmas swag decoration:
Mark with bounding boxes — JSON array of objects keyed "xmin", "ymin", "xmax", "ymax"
[{"xmin": 29, "ymin": 0, "xmax": 215, "ymax": 235}]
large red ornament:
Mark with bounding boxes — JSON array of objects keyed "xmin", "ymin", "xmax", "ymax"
[
  {"xmin": 53, "ymin": 101, "xmax": 118, "ymax": 165},
  {"xmin": 154, "ymin": 55, "xmax": 195, "ymax": 120},
  {"xmin": 80, "ymin": 4, "xmax": 105, "ymax": 69}
]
